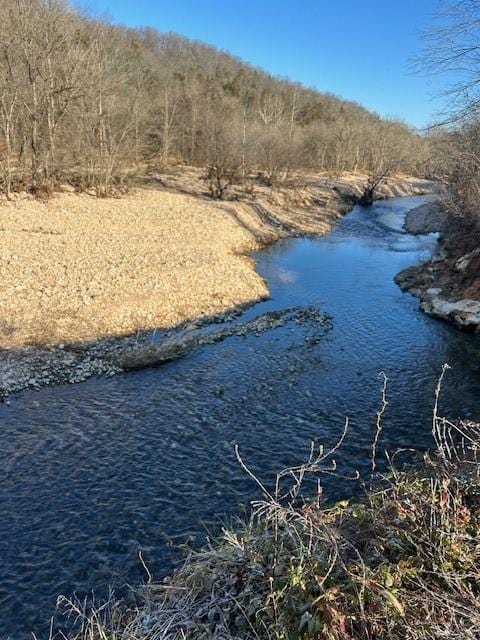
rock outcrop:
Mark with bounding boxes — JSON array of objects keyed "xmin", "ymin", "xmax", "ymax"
[
  {"xmin": 404, "ymin": 201, "xmax": 448, "ymax": 235},
  {"xmin": 395, "ymin": 201, "xmax": 480, "ymax": 333},
  {"xmin": 420, "ymin": 296, "xmax": 480, "ymax": 331}
]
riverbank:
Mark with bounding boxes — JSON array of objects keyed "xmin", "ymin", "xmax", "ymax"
[
  {"xmin": 396, "ymin": 200, "xmax": 480, "ymax": 333},
  {"xmin": 0, "ymin": 172, "xmax": 434, "ymax": 396},
  {"xmin": 4, "ymin": 193, "xmax": 479, "ymax": 640},
  {"xmin": 61, "ymin": 411, "xmax": 480, "ymax": 640}
]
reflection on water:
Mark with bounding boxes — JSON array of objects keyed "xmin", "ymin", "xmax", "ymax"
[{"xmin": 1, "ymin": 196, "xmax": 479, "ymax": 638}]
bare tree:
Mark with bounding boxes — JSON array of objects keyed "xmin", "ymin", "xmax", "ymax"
[
  {"xmin": 419, "ymin": 0, "xmax": 480, "ymax": 125},
  {"xmin": 418, "ymin": 0, "xmax": 480, "ymax": 278},
  {"xmin": 0, "ymin": 0, "xmax": 427, "ymax": 198}
]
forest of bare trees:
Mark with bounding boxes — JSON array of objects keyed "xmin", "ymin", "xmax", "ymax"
[
  {"xmin": 0, "ymin": 0, "xmax": 432, "ymax": 199},
  {"xmin": 419, "ymin": 0, "xmax": 480, "ymax": 264}
]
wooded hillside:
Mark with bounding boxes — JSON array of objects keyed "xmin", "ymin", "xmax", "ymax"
[{"xmin": 0, "ymin": 0, "xmax": 428, "ymax": 197}]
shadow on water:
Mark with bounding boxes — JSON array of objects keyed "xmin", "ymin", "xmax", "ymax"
[{"xmin": 1, "ymin": 195, "xmax": 479, "ymax": 637}]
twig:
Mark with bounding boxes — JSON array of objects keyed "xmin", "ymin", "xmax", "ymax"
[{"xmin": 370, "ymin": 371, "xmax": 388, "ymax": 489}]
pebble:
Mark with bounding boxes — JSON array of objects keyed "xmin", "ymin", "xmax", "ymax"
[{"xmin": 0, "ymin": 175, "xmax": 428, "ymax": 397}]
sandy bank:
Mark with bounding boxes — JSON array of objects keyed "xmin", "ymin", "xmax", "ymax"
[{"xmin": 0, "ymin": 172, "xmax": 434, "ymax": 395}]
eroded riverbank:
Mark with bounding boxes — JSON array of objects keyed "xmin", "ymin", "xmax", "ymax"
[
  {"xmin": 0, "ymin": 173, "xmax": 434, "ymax": 396},
  {"xmin": 396, "ymin": 200, "xmax": 480, "ymax": 333}
]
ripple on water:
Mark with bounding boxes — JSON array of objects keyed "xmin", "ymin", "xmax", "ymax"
[{"xmin": 1, "ymin": 195, "xmax": 480, "ymax": 638}]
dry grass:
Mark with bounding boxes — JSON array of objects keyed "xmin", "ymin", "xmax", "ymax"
[{"xmin": 55, "ymin": 367, "xmax": 480, "ymax": 640}]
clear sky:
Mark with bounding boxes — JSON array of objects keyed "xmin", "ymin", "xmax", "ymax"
[{"xmin": 81, "ymin": 0, "xmax": 447, "ymax": 130}]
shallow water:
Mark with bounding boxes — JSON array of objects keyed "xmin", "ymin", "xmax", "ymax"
[{"xmin": 1, "ymin": 195, "xmax": 479, "ymax": 638}]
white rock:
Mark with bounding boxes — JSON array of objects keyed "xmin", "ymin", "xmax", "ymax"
[
  {"xmin": 60, "ymin": 184, "xmax": 76, "ymax": 193},
  {"xmin": 455, "ymin": 248, "xmax": 480, "ymax": 272},
  {"xmin": 423, "ymin": 297, "xmax": 480, "ymax": 330}
]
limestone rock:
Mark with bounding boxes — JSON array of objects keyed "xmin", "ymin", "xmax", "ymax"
[
  {"xmin": 455, "ymin": 248, "xmax": 480, "ymax": 273},
  {"xmin": 421, "ymin": 296, "xmax": 480, "ymax": 331},
  {"xmin": 404, "ymin": 201, "xmax": 447, "ymax": 235}
]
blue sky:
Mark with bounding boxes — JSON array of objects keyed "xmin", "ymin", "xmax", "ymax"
[{"xmin": 82, "ymin": 0, "xmax": 447, "ymax": 129}]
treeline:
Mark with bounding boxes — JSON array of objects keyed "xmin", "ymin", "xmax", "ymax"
[
  {"xmin": 0, "ymin": 0, "xmax": 428, "ymax": 198},
  {"xmin": 420, "ymin": 1, "xmax": 480, "ymax": 263}
]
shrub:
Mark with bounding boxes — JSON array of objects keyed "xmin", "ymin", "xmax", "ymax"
[{"xmin": 59, "ymin": 369, "xmax": 480, "ymax": 639}]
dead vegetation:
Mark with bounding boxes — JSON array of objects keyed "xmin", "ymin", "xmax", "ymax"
[
  {"xmin": 55, "ymin": 368, "xmax": 480, "ymax": 640},
  {"xmin": 0, "ymin": 1, "xmax": 430, "ymax": 201},
  {"xmin": 417, "ymin": 1, "xmax": 480, "ymax": 301}
]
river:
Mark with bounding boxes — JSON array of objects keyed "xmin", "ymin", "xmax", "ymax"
[{"xmin": 1, "ymin": 195, "xmax": 479, "ymax": 638}]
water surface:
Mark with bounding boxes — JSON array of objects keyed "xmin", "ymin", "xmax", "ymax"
[{"xmin": 1, "ymin": 195, "xmax": 479, "ymax": 638}]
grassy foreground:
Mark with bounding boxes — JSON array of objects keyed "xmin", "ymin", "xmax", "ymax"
[{"xmin": 60, "ymin": 374, "xmax": 480, "ymax": 640}]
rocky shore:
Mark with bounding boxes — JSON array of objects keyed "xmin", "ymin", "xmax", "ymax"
[
  {"xmin": 403, "ymin": 200, "xmax": 448, "ymax": 235},
  {"xmin": 0, "ymin": 306, "xmax": 332, "ymax": 398},
  {"xmin": 395, "ymin": 200, "xmax": 480, "ymax": 333},
  {"xmin": 0, "ymin": 172, "xmax": 434, "ymax": 397}
]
